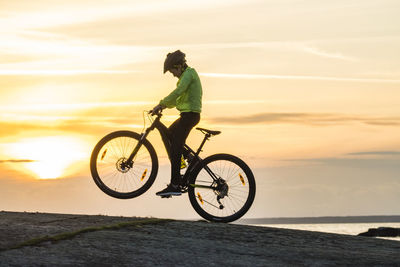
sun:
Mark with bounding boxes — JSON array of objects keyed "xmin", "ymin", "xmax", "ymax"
[{"xmin": 9, "ymin": 136, "xmax": 88, "ymax": 179}]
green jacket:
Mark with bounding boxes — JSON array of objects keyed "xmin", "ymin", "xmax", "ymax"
[{"xmin": 159, "ymin": 67, "xmax": 202, "ymax": 113}]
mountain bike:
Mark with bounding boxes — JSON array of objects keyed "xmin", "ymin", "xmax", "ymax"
[{"xmin": 90, "ymin": 110, "xmax": 256, "ymax": 223}]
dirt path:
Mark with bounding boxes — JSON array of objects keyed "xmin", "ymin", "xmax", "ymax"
[{"xmin": 1, "ymin": 211, "xmax": 400, "ymax": 266}]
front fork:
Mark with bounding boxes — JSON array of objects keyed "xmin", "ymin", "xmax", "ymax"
[
  {"xmin": 126, "ymin": 115, "xmax": 165, "ymax": 168},
  {"xmin": 125, "ymin": 116, "xmax": 160, "ymax": 167},
  {"xmin": 126, "ymin": 131, "xmax": 148, "ymax": 167}
]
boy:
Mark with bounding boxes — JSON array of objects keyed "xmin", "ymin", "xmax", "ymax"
[{"xmin": 151, "ymin": 50, "xmax": 202, "ymax": 197}]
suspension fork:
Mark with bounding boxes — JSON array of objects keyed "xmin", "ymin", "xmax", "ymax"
[
  {"xmin": 126, "ymin": 115, "xmax": 161, "ymax": 165},
  {"xmin": 126, "ymin": 129, "xmax": 149, "ymax": 166}
]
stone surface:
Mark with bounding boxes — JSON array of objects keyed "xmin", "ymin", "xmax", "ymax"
[
  {"xmin": 1, "ymin": 211, "xmax": 400, "ymax": 266},
  {"xmin": 358, "ymin": 227, "xmax": 400, "ymax": 237},
  {"xmin": 0, "ymin": 211, "xmax": 143, "ymax": 250}
]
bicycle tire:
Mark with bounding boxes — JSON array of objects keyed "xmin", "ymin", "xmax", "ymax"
[
  {"xmin": 90, "ymin": 130, "xmax": 158, "ymax": 199},
  {"xmin": 188, "ymin": 153, "xmax": 256, "ymax": 223}
]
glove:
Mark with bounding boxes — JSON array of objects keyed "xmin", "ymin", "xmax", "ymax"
[{"xmin": 150, "ymin": 104, "xmax": 163, "ymax": 115}]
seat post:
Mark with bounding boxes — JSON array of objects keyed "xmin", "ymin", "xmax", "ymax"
[{"xmin": 196, "ymin": 133, "xmax": 211, "ymax": 155}]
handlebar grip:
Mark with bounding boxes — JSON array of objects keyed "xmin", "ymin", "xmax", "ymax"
[{"xmin": 149, "ymin": 108, "xmax": 162, "ymax": 116}]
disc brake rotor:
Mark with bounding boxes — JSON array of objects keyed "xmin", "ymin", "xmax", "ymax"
[{"xmin": 116, "ymin": 157, "xmax": 130, "ymax": 173}]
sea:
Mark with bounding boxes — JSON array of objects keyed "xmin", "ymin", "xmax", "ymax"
[
  {"xmin": 258, "ymin": 223, "xmax": 400, "ymax": 241},
  {"xmin": 238, "ymin": 216, "xmax": 400, "ymax": 241}
]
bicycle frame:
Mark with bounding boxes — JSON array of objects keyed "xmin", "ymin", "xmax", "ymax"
[
  {"xmin": 90, "ymin": 111, "xmax": 255, "ymax": 222},
  {"xmin": 126, "ymin": 112, "xmax": 219, "ymax": 187}
]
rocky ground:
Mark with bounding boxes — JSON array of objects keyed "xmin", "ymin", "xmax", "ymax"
[{"xmin": 0, "ymin": 211, "xmax": 400, "ymax": 266}]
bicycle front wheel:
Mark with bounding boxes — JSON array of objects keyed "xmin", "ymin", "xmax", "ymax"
[
  {"xmin": 188, "ymin": 154, "xmax": 256, "ymax": 223},
  {"xmin": 90, "ymin": 131, "xmax": 158, "ymax": 199}
]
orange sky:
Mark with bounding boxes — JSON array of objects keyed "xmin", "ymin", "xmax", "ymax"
[{"xmin": 0, "ymin": 0, "xmax": 399, "ymax": 219}]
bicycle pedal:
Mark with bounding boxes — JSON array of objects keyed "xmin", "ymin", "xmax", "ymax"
[{"xmin": 160, "ymin": 195, "xmax": 172, "ymax": 199}]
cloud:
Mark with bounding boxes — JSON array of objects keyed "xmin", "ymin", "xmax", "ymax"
[
  {"xmin": 0, "ymin": 159, "xmax": 36, "ymax": 163},
  {"xmin": 205, "ymin": 100, "xmax": 267, "ymax": 105},
  {"xmin": 363, "ymin": 120, "xmax": 400, "ymax": 126},
  {"xmin": 347, "ymin": 151, "xmax": 400, "ymax": 156},
  {"xmin": 0, "ymin": 70, "xmax": 138, "ymax": 76},
  {"xmin": 0, "ymin": 100, "xmax": 265, "ymax": 113},
  {"xmin": 0, "ymin": 105, "xmax": 151, "ymax": 137},
  {"xmin": 0, "ymin": 121, "xmax": 45, "ymax": 138},
  {"xmin": 208, "ymin": 112, "xmax": 400, "ymax": 126},
  {"xmin": 0, "ymin": 118, "xmax": 139, "ymax": 138},
  {"xmin": 0, "ymin": 101, "xmax": 152, "ymax": 112},
  {"xmin": 1, "ymin": 0, "xmax": 252, "ymax": 30},
  {"xmin": 170, "ymin": 42, "xmax": 356, "ymax": 62},
  {"xmin": 1, "ymin": 111, "xmax": 399, "ymax": 139},
  {"xmin": 300, "ymin": 45, "xmax": 356, "ymax": 61},
  {"xmin": 282, "ymin": 157, "xmax": 400, "ymax": 170},
  {"xmin": 199, "ymin": 73, "xmax": 400, "ymax": 83}
]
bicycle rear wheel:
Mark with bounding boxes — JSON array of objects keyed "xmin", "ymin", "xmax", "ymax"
[
  {"xmin": 188, "ymin": 154, "xmax": 256, "ymax": 223},
  {"xmin": 90, "ymin": 130, "xmax": 158, "ymax": 199}
]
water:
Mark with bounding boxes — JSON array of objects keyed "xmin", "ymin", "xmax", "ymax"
[{"xmin": 258, "ymin": 223, "xmax": 400, "ymax": 241}]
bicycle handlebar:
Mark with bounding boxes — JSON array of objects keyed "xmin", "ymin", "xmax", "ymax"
[
  {"xmin": 148, "ymin": 110, "xmax": 163, "ymax": 118},
  {"xmin": 148, "ymin": 109, "xmax": 160, "ymax": 116},
  {"xmin": 148, "ymin": 106, "xmax": 164, "ymax": 116}
]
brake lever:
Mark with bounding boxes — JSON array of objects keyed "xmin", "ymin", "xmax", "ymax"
[{"xmin": 149, "ymin": 108, "xmax": 163, "ymax": 116}]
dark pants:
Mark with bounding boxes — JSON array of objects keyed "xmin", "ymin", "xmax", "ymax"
[{"xmin": 167, "ymin": 112, "xmax": 200, "ymax": 185}]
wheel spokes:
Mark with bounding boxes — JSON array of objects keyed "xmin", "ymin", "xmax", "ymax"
[
  {"xmin": 194, "ymin": 159, "xmax": 251, "ymax": 218},
  {"xmin": 96, "ymin": 136, "xmax": 152, "ymax": 193}
]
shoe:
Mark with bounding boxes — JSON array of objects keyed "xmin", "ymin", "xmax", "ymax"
[{"xmin": 156, "ymin": 184, "xmax": 182, "ymax": 197}]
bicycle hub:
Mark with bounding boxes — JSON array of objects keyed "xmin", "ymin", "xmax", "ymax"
[{"xmin": 116, "ymin": 157, "xmax": 131, "ymax": 173}]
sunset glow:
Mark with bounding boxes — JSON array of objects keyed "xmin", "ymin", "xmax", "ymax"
[
  {"xmin": 0, "ymin": 0, "xmax": 399, "ymax": 219},
  {"xmin": 8, "ymin": 137, "xmax": 88, "ymax": 179}
]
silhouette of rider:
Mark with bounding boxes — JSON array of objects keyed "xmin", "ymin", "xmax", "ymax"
[{"xmin": 151, "ymin": 50, "xmax": 202, "ymax": 197}]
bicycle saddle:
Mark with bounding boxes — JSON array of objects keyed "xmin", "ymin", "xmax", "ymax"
[{"xmin": 196, "ymin": 127, "xmax": 221, "ymax": 136}]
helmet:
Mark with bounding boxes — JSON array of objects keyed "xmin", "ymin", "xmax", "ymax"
[{"xmin": 163, "ymin": 50, "xmax": 186, "ymax": 73}]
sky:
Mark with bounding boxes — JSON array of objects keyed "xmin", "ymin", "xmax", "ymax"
[{"xmin": 0, "ymin": 0, "xmax": 399, "ymax": 219}]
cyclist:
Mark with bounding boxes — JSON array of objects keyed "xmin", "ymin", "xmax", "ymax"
[{"xmin": 151, "ymin": 50, "xmax": 203, "ymax": 197}]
